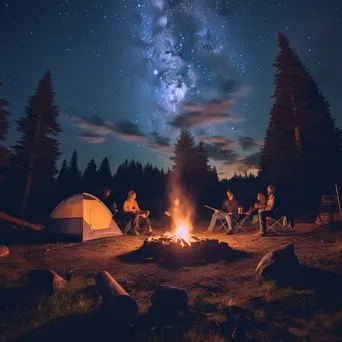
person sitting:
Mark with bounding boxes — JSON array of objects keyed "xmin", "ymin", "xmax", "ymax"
[
  {"xmin": 255, "ymin": 185, "xmax": 278, "ymax": 237},
  {"xmin": 247, "ymin": 192, "xmax": 267, "ymax": 214},
  {"xmin": 205, "ymin": 190, "xmax": 239, "ymax": 234},
  {"xmin": 123, "ymin": 190, "xmax": 153, "ymax": 236}
]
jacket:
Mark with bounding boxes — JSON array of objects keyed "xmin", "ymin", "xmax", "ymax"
[
  {"xmin": 221, "ymin": 198, "xmax": 239, "ymax": 213},
  {"xmin": 265, "ymin": 194, "xmax": 276, "ymax": 211}
]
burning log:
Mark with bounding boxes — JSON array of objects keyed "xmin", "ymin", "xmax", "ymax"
[
  {"xmin": 118, "ymin": 221, "xmax": 249, "ymax": 267},
  {"xmin": 95, "ymin": 271, "xmax": 138, "ymax": 324}
]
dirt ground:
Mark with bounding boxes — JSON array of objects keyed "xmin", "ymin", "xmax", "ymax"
[
  {"xmin": 1, "ymin": 222, "xmax": 342, "ymax": 341},
  {"xmin": 1, "ymin": 223, "xmax": 341, "ymax": 299}
]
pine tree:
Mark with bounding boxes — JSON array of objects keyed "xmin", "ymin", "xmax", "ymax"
[
  {"xmin": 170, "ymin": 130, "xmax": 197, "ymax": 187},
  {"xmin": 0, "ymin": 82, "xmax": 11, "ymax": 172},
  {"xmin": 65, "ymin": 150, "xmax": 82, "ymax": 195},
  {"xmin": 261, "ymin": 32, "xmax": 342, "ymax": 214},
  {"xmin": 97, "ymin": 157, "xmax": 112, "ymax": 195},
  {"xmin": 0, "ymin": 82, "xmax": 11, "ymax": 143},
  {"xmin": 12, "ymin": 71, "xmax": 62, "ymax": 216},
  {"xmin": 82, "ymin": 159, "xmax": 97, "ymax": 194},
  {"xmin": 53, "ymin": 158, "xmax": 68, "ymax": 204},
  {"xmin": 56, "ymin": 159, "xmax": 67, "ymax": 185}
]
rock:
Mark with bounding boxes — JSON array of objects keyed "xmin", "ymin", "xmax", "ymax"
[
  {"xmin": 27, "ymin": 269, "xmax": 67, "ymax": 295},
  {"xmin": 160, "ymin": 326, "xmax": 183, "ymax": 342},
  {"xmin": 255, "ymin": 243, "xmax": 300, "ymax": 286},
  {"xmin": 0, "ymin": 244, "xmax": 9, "ymax": 257},
  {"xmin": 151, "ymin": 285, "xmax": 188, "ymax": 309}
]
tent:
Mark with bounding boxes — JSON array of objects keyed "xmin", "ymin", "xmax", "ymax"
[{"xmin": 47, "ymin": 193, "xmax": 123, "ymax": 241}]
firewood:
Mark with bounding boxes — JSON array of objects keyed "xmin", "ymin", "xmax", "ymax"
[
  {"xmin": 0, "ymin": 211, "xmax": 44, "ymax": 231},
  {"xmin": 95, "ymin": 271, "xmax": 138, "ymax": 324}
]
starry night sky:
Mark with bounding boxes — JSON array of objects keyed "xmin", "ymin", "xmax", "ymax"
[{"xmin": 1, "ymin": 0, "xmax": 341, "ymax": 178}]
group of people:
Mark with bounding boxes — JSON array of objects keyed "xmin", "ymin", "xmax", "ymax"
[
  {"xmin": 104, "ymin": 185, "xmax": 285, "ymax": 237},
  {"xmin": 205, "ymin": 185, "xmax": 280, "ymax": 236}
]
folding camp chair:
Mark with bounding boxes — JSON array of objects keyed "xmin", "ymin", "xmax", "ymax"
[
  {"xmin": 216, "ymin": 217, "xmax": 229, "ymax": 232},
  {"xmin": 266, "ymin": 215, "xmax": 291, "ymax": 235},
  {"xmin": 233, "ymin": 213, "xmax": 253, "ymax": 233},
  {"xmin": 114, "ymin": 212, "xmax": 133, "ymax": 235}
]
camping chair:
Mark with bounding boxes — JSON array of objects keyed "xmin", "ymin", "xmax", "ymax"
[
  {"xmin": 216, "ymin": 217, "xmax": 229, "ymax": 232},
  {"xmin": 233, "ymin": 213, "xmax": 253, "ymax": 233},
  {"xmin": 114, "ymin": 211, "xmax": 133, "ymax": 235},
  {"xmin": 266, "ymin": 215, "xmax": 291, "ymax": 235}
]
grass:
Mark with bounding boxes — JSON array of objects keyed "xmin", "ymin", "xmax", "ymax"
[
  {"xmin": 0, "ymin": 278, "xmax": 100, "ymax": 342},
  {"xmin": 1, "ymin": 278, "xmax": 342, "ymax": 342},
  {"xmin": 1, "ymin": 268, "xmax": 342, "ymax": 341}
]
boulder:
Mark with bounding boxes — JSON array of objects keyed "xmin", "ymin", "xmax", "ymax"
[
  {"xmin": 160, "ymin": 326, "xmax": 183, "ymax": 342},
  {"xmin": 255, "ymin": 243, "xmax": 300, "ymax": 286},
  {"xmin": 0, "ymin": 244, "xmax": 9, "ymax": 257},
  {"xmin": 151, "ymin": 285, "xmax": 188, "ymax": 309},
  {"xmin": 27, "ymin": 269, "xmax": 67, "ymax": 295}
]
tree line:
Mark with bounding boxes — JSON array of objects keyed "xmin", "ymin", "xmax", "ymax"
[{"xmin": 0, "ymin": 32, "xmax": 341, "ymax": 223}]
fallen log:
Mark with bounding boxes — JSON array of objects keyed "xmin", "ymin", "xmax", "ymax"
[
  {"xmin": 0, "ymin": 211, "xmax": 44, "ymax": 231},
  {"xmin": 95, "ymin": 271, "xmax": 138, "ymax": 324}
]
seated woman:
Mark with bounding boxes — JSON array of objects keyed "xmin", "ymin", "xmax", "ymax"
[
  {"xmin": 247, "ymin": 192, "xmax": 267, "ymax": 214},
  {"xmin": 123, "ymin": 190, "xmax": 153, "ymax": 236},
  {"xmin": 255, "ymin": 185, "xmax": 278, "ymax": 237}
]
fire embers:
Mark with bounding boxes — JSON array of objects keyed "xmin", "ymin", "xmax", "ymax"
[{"xmin": 140, "ymin": 234, "xmax": 243, "ymax": 268}]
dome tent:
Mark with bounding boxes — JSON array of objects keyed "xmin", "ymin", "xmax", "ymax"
[{"xmin": 47, "ymin": 193, "xmax": 122, "ymax": 241}]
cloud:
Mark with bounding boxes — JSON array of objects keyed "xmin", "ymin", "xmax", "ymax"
[
  {"xmin": 238, "ymin": 136, "xmax": 262, "ymax": 151},
  {"xmin": 199, "ymin": 135, "xmax": 235, "ymax": 150},
  {"xmin": 70, "ymin": 115, "xmax": 146, "ymax": 143},
  {"xmin": 113, "ymin": 119, "xmax": 146, "ymax": 141},
  {"xmin": 204, "ymin": 143, "xmax": 239, "ymax": 164},
  {"xmin": 78, "ymin": 132, "xmax": 106, "ymax": 144},
  {"xmin": 146, "ymin": 132, "xmax": 173, "ymax": 152},
  {"xmin": 237, "ymin": 152, "xmax": 261, "ymax": 172},
  {"xmin": 70, "ymin": 116, "xmax": 115, "ymax": 135},
  {"xmin": 169, "ymin": 99, "xmax": 245, "ymax": 129}
]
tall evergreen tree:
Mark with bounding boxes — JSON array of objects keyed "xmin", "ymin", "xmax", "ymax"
[
  {"xmin": 53, "ymin": 158, "xmax": 68, "ymax": 204},
  {"xmin": 56, "ymin": 159, "xmax": 67, "ymax": 185},
  {"xmin": 0, "ymin": 82, "xmax": 11, "ymax": 173},
  {"xmin": 170, "ymin": 129, "xmax": 197, "ymax": 187},
  {"xmin": 82, "ymin": 159, "xmax": 97, "ymax": 194},
  {"xmin": 65, "ymin": 150, "xmax": 82, "ymax": 195},
  {"xmin": 261, "ymin": 32, "xmax": 342, "ymax": 214},
  {"xmin": 97, "ymin": 157, "xmax": 112, "ymax": 197},
  {"xmin": 12, "ymin": 71, "xmax": 62, "ymax": 216}
]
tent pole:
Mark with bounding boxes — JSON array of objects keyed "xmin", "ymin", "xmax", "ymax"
[{"xmin": 335, "ymin": 184, "xmax": 342, "ymax": 214}]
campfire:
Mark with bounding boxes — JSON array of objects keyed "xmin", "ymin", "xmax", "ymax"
[
  {"xmin": 135, "ymin": 220, "xmax": 247, "ymax": 268},
  {"xmin": 147, "ymin": 220, "xmax": 198, "ymax": 247},
  {"xmin": 119, "ymin": 192, "xmax": 248, "ymax": 267}
]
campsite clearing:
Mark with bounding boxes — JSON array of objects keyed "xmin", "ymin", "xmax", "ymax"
[{"xmin": 1, "ymin": 223, "xmax": 342, "ymax": 341}]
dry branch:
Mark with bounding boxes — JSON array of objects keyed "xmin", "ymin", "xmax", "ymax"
[{"xmin": 0, "ymin": 211, "xmax": 44, "ymax": 231}]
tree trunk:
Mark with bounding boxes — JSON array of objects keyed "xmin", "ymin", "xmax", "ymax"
[{"xmin": 21, "ymin": 170, "xmax": 32, "ymax": 218}]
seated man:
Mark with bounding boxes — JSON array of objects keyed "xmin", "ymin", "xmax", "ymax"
[
  {"xmin": 255, "ymin": 185, "xmax": 278, "ymax": 236},
  {"xmin": 205, "ymin": 190, "xmax": 239, "ymax": 234},
  {"xmin": 123, "ymin": 190, "xmax": 153, "ymax": 236}
]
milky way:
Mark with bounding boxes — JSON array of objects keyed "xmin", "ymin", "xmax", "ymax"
[{"xmin": 133, "ymin": 0, "xmax": 247, "ymax": 133}]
